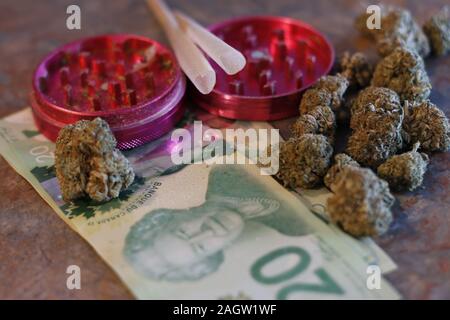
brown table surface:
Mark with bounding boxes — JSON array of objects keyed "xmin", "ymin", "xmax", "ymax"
[{"xmin": 0, "ymin": 0, "xmax": 449, "ymax": 299}]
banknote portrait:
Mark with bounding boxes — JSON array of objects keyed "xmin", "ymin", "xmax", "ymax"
[{"xmin": 124, "ymin": 165, "xmax": 313, "ymax": 281}]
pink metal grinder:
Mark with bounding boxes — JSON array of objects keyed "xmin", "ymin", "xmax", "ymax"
[
  {"xmin": 192, "ymin": 16, "xmax": 335, "ymax": 121},
  {"xmin": 31, "ymin": 34, "xmax": 185, "ymax": 149}
]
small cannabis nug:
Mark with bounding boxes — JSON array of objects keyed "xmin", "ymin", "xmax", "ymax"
[{"xmin": 55, "ymin": 118, "xmax": 135, "ymax": 202}]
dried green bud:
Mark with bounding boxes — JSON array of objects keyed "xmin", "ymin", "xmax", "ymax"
[
  {"xmin": 293, "ymin": 105, "xmax": 336, "ymax": 144},
  {"xmin": 299, "ymin": 88, "xmax": 332, "ymax": 115},
  {"xmin": 327, "ymin": 166, "xmax": 394, "ymax": 237},
  {"xmin": 348, "ymin": 86, "xmax": 403, "ymax": 166},
  {"xmin": 308, "ymin": 105, "xmax": 336, "ymax": 141},
  {"xmin": 55, "ymin": 118, "xmax": 135, "ymax": 202},
  {"xmin": 339, "ymin": 51, "xmax": 373, "ymax": 88},
  {"xmin": 402, "ymin": 100, "xmax": 450, "ymax": 152},
  {"xmin": 291, "ymin": 114, "xmax": 318, "ymax": 138},
  {"xmin": 352, "ymin": 107, "xmax": 404, "ymax": 133},
  {"xmin": 57, "ymin": 117, "xmax": 117, "ymax": 156},
  {"xmin": 351, "ymin": 86, "xmax": 403, "ymax": 131},
  {"xmin": 377, "ymin": 143, "xmax": 429, "ymax": 191},
  {"xmin": 376, "ymin": 32, "xmax": 430, "ymax": 59},
  {"xmin": 371, "ymin": 47, "xmax": 431, "ymax": 103},
  {"xmin": 86, "ymin": 150, "xmax": 136, "ymax": 202},
  {"xmin": 355, "ymin": 5, "xmax": 430, "ymax": 57},
  {"xmin": 312, "ymin": 75, "xmax": 349, "ymax": 111},
  {"xmin": 346, "ymin": 129, "xmax": 402, "ymax": 168},
  {"xmin": 324, "ymin": 153, "xmax": 360, "ymax": 189},
  {"xmin": 423, "ymin": 6, "xmax": 450, "ymax": 56},
  {"xmin": 351, "ymin": 86, "xmax": 401, "ymax": 114},
  {"xmin": 276, "ymin": 134, "xmax": 333, "ymax": 189}
]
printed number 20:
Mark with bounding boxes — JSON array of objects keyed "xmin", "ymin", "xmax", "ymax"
[
  {"xmin": 30, "ymin": 145, "xmax": 54, "ymax": 163},
  {"xmin": 250, "ymin": 246, "xmax": 344, "ymax": 299}
]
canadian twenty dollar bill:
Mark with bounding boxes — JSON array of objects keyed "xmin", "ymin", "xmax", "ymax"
[{"xmin": 0, "ymin": 108, "xmax": 400, "ymax": 299}]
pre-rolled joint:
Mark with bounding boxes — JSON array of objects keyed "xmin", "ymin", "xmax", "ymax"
[
  {"xmin": 193, "ymin": 70, "xmax": 216, "ymax": 94},
  {"xmin": 219, "ymin": 51, "xmax": 246, "ymax": 75}
]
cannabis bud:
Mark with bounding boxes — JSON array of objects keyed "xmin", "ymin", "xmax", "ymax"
[
  {"xmin": 55, "ymin": 118, "xmax": 135, "ymax": 202},
  {"xmin": 324, "ymin": 153, "xmax": 360, "ymax": 189},
  {"xmin": 347, "ymin": 87, "xmax": 403, "ymax": 168},
  {"xmin": 347, "ymin": 129, "xmax": 402, "ymax": 169},
  {"xmin": 377, "ymin": 143, "xmax": 429, "ymax": 191},
  {"xmin": 350, "ymin": 86, "xmax": 403, "ymax": 131},
  {"xmin": 355, "ymin": 5, "xmax": 430, "ymax": 57},
  {"xmin": 338, "ymin": 51, "xmax": 373, "ymax": 88},
  {"xmin": 292, "ymin": 105, "xmax": 336, "ymax": 143},
  {"xmin": 313, "ymin": 75, "xmax": 349, "ymax": 111},
  {"xmin": 309, "ymin": 105, "xmax": 336, "ymax": 141},
  {"xmin": 371, "ymin": 47, "xmax": 431, "ymax": 103},
  {"xmin": 402, "ymin": 100, "xmax": 450, "ymax": 152},
  {"xmin": 423, "ymin": 6, "xmax": 450, "ymax": 56},
  {"xmin": 299, "ymin": 89, "xmax": 331, "ymax": 115},
  {"xmin": 276, "ymin": 134, "xmax": 333, "ymax": 189},
  {"xmin": 291, "ymin": 114, "xmax": 319, "ymax": 137},
  {"xmin": 299, "ymin": 75, "xmax": 349, "ymax": 113},
  {"xmin": 327, "ymin": 166, "xmax": 395, "ymax": 237}
]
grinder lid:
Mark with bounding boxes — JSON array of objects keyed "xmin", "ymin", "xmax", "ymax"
[
  {"xmin": 31, "ymin": 34, "xmax": 186, "ymax": 149},
  {"xmin": 192, "ymin": 16, "xmax": 335, "ymax": 121}
]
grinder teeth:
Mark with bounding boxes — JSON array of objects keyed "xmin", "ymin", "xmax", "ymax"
[
  {"xmin": 36, "ymin": 38, "xmax": 176, "ymax": 113},
  {"xmin": 221, "ymin": 23, "xmax": 321, "ymax": 97},
  {"xmin": 32, "ymin": 34, "xmax": 185, "ymax": 149},
  {"xmin": 229, "ymin": 80, "xmax": 244, "ymax": 95},
  {"xmin": 192, "ymin": 17, "xmax": 334, "ymax": 121}
]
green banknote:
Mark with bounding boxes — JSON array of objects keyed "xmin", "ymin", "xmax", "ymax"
[
  {"xmin": 235, "ymin": 121, "xmax": 397, "ymax": 273},
  {"xmin": 0, "ymin": 109, "xmax": 400, "ymax": 299}
]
